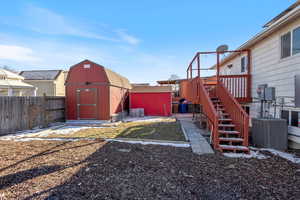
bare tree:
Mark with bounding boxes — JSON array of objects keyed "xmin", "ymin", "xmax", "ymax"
[{"xmin": 1, "ymin": 65, "xmax": 19, "ymax": 74}]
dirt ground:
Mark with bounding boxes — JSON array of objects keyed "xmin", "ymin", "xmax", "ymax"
[
  {"xmin": 46, "ymin": 118, "xmax": 186, "ymax": 141},
  {"xmin": 0, "ymin": 140, "xmax": 299, "ymax": 200}
]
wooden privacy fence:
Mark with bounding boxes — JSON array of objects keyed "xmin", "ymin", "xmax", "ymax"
[{"xmin": 0, "ymin": 96, "xmax": 65, "ymax": 135}]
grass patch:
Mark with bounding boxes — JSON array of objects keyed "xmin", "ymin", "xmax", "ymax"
[{"xmin": 47, "ymin": 118, "xmax": 185, "ymax": 141}]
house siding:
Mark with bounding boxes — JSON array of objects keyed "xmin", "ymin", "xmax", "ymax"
[
  {"xmin": 55, "ymin": 72, "xmax": 66, "ymax": 96},
  {"xmin": 23, "ymin": 80, "xmax": 55, "ymax": 96}
]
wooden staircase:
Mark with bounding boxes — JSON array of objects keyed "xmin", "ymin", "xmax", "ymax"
[
  {"xmin": 210, "ymin": 96, "xmax": 249, "ymax": 153},
  {"xmin": 185, "ymin": 52, "xmax": 250, "ymax": 153}
]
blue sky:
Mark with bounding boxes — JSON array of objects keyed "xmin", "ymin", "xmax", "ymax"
[{"xmin": 0, "ymin": 0, "xmax": 295, "ymax": 83}]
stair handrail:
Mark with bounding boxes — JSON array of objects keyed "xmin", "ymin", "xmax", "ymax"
[
  {"xmin": 194, "ymin": 77, "xmax": 220, "ymax": 149},
  {"xmin": 216, "ymin": 82, "xmax": 249, "ymax": 146}
]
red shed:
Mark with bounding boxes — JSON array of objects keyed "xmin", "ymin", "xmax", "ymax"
[
  {"xmin": 129, "ymin": 86, "xmax": 172, "ymax": 116},
  {"xmin": 66, "ymin": 60, "xmax": 131, "ymax": 121}
]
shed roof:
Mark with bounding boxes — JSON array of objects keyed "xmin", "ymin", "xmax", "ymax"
[
  {"xmin": 130, "ymin": 86, "xmax": 172, "ymax": 93},
  {"xmin": 19, "ymin": 70, "xmax": 63, "ymax": 80},
  {"xmin": 67, "ymin": 60, "xmax": 131, "ymax": 89},
  {"xmin": 104, "ymin": 67, "xmax": 131, "ymax": 89}
]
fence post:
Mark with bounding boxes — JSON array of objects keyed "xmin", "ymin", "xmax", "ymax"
[{"xmin": 42, "ymin": 94, "xmax": 48, "ymax": 128}]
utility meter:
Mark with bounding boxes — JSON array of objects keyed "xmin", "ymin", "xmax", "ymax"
[{"xmin": 257, "ymin": 84, "xmax": 268, "ymax": 100}]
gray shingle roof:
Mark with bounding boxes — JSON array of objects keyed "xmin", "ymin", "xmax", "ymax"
[{"xmin": 19, "ymin": 70, "xmax": 62, "ymax": 80}]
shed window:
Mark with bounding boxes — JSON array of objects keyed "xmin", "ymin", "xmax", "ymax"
[
  {"xmin": 281, "ymin": 32, "xmax": 291, "ymax": 59},
  {"xmin": 241, "ymin": 57, "xmax": 247, "ymax": 73},
  {"xmin": 293, "ymin": 27, "xmax": 300, "ymax": 55},
  {"xmin": 83, "ymin": 64, "xmax": 91, "ymax": 69}
]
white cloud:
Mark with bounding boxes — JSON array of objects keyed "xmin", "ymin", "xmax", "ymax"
[
  {"xmin": 116, "ymin": 30, "xmax": 140, "ymax": 45},
  {"xmin": 11, "ymin": 4, "xmax": 141, "ymax": 45},
  {"xmin": 24, "ymin": 5, "xmax": 118, "ymax": 42},
  {"xmin": 0, "ymin": 44, "xmax": 39, "ymax": 62}
]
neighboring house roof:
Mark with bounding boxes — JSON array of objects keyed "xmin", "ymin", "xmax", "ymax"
[
  {"xmin": 0, "ymin": 68, "xmax": 34, "ymax": 88},
  {"xmin": 157, "ymin": 79, "xmax": 187, "ymax": 84},
  {"xmin": 132, "ymin": 83, "xmax": 150, "ymax": 86},
  {"xmin": 19, "ymin": 70, "xmax": 63, "ymax": 80},
  {"xmin": 210, "ymin": 1, "xmax": 300, "ymax": 69},
  {"xmin": 130, "ymin": 86, "xmax": 172, "ymax": 93},
  {"xmin": 0, "ymin": 68, "xmax": 24, "ymax": 80},
  {"xmin": 0, "ymin": 79, "xmax": 34, "ymax": 88}
]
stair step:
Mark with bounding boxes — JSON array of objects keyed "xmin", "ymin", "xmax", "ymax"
[
  {"xmin": 219, "ymin": 130, "xmax": 240, "ymax": 135},
  {"xmin": 219, "ymin": 145, "xmax": 249, "ymax": 151},
  {"xmin": 219, "ymin": 113, "xmax": 229, "ymax": 116},
  {"xmin": 219, "ymin": 118, "xmax": 232, "ymax": 121},
  {"xmin": 214, "ymin": 104, "xmax": 224, "ymax": 107},
  {"xmin": 219, "ymin": 137, "xmax": 244, "ymax": 142},
  {"xmin": 218, "ymin": 124, "xmax": 235, "ymax": 127}
]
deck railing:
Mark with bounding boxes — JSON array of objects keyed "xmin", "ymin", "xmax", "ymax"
[
  {"xmin": 219, "ymin": 74, "xmax": 251, "ymax": 103},
  {"xmin": 216, "ymin": 83, "xmax": 249, "ymax": 146}
]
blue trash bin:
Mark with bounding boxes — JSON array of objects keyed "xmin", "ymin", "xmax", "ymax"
[{"xmin": 181, "ymin": 104, "xmax": 187, "ymax": 113}]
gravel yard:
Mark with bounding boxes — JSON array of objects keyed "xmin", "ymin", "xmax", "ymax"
[{"xmin": 0, "ymin": 140, "xmax": 299, "ymax": 200}]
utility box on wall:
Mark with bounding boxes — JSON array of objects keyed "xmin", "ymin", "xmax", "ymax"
[
  {"xmin": 264, "ymin": 87, "xmax": 276, "ymax": 101},
  {"xmin": 252, "ymin": 118, "xmax": 288, "ymax": 150}
]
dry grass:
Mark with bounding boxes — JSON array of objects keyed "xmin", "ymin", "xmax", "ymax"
[{"xmin": 46, "ymin": 118, "xmax": 186, "ymax": 141}]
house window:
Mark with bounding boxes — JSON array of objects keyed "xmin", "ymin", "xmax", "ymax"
[
  {"xmin": 281, "ymin": 110, "xmax": 300, "ymax": 127},
  {"xmin": 241, "ymin": 57, "xmax": 246, "ymax": 73},
  {"xmin": 227, "ymin": 64, "xmax": 233, "ymax": 69},
  {"xmin": 281, "ymin": 32, "xmax": 291, "ymax": 59},
  {"xmin": 293, "ymin": 27, "xmax": 300, "ymax": 55}
]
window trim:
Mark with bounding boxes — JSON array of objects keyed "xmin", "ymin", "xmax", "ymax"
[
  {"xmin": 292, "ymin": 26, "xmax": 300, "ymax": 55},
  {"xmin": 280, "ymin": 31, "xmax": 291, "ymax": 59},
  {"xmin": 280, "ymin": 25, "xmax": 300, "ymax": 60},
  {"xmin": 241, "ymin": 56, "xmax": 247, "ymax": 73}
]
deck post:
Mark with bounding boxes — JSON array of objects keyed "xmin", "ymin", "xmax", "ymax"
[
  {"xmin": 247, "ymin": 49, "xmax": 252, "ymax": 100},
  {"xmin": 197, "ymin": 53, "xmax": 200, "ymax": 77},
  {"xmin": 190, "ymin": 64, "xmax": 192, "ymax": 79},
  {"xmin": 216, "ymin": 52, "xmax": 220, "ymax": 84},
  {"xmin": 187, "ymin": 69, "xmax": 189, "ymax": 79}
]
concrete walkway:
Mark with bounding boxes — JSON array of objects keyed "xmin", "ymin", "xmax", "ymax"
[{"xmin": 175, "ymin": 114, "xmax": 214, "ymax": 155}]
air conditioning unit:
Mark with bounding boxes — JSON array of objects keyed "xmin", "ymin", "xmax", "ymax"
[{"xmin": 252, "ymin": 118, "xmax": 288, "ymax": 150}]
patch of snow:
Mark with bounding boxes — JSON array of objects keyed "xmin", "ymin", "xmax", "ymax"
[
  {"xmin": 106, "ymin": 138, "xmax": 190, "ymax": 148},
  {"xmin": 66, "ymin": 120, "xmax": 109, "ymax": 124},
  {"xmin": 0, "ymin": 125, "xmax": 93, "ymax": 140},
  {"xmin": 223, "ymin": 150, "xmax": 269, "ymax": 159},
  {"xmin": 249, "ymin": 147, "xmax": 300, "ymax": 164},
  {"xmin": 123, "ymin": 116, "xmax": 172, "ymax": 123},
  {"xmin": 14, "ymin": 138, "xmax": 82, "ymax": 142},
  {"xmin": 260, "ymin": 148, "xmax": 300, "ymax": 164},
  {"xmin": 39, "ymin": 126, "xmax": 93, "ymax": 136}
]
